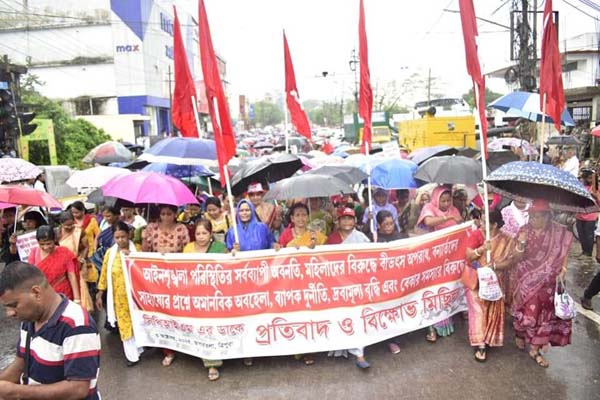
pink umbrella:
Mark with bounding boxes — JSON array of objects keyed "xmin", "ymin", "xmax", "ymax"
[
  {"xmin": 0, "ymin": 201, "xmax": 17, "ymax": 210},
  {"xmin": 0, "ymin": 185, "xmax": 63, "ymax": 209},
  {"xmin": 102, "ymin": 171, "xmax": 198, "ymax": 206}
]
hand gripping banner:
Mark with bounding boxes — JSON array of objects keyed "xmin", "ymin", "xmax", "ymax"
[{"xmin": 123, "ymin": 223, "xmax": 471, "ymax": 360}]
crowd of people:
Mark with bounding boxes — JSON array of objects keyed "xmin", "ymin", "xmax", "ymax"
[{"xmin": 1, "ymin": 174, "xmax": 596, "ymax": 378}]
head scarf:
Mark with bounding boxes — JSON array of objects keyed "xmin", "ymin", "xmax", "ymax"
[
  {"xmin": 416, "ymin": 186, "xmax": 462, "ymax": 231},
  {"xmin": 225, "ymin": 199, "xmax": 273, "ymax": 251}
]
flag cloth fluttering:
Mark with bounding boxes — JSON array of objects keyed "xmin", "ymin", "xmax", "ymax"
[
  {"xmin": 171, "ymin": 6, "xmax": 199, "ymax": 138},
  {"xmin": 358, "ymin": 0, "xmax": 372, "ymax": 154},
  {"xmin": 198, "ymin": 0, "xmax": 236, "ymax": 185},
  {"xmin": 284, "ymin": 31, "xmax": 311, "ymax": 140},
  {"xmin": 539, "ymin": 0, "xmax": 565, "ymax": 132},
  {"xmin": 458, "ymin": 0, "xmax": 488, "ymax": 159}
]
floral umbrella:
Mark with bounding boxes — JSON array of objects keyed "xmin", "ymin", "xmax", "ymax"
[
  {"xmin": 485, "ymin": 161, "xmax": 597, "ymax": 213},
  {"xmin": 0, "ymin": 158, "xmax": 43, "ymax": 183}
]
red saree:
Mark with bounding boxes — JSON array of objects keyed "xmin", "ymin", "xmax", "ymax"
[
  {"xmin": 511, "ymin": 221, "xmax": 573, "ymax": 347},
  {"xmin": 29, "ymin": 246, "xmax": 78, "ymax": 300}
]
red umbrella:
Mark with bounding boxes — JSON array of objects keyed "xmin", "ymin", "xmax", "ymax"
[
  {"xmin": 0, "ymin": 186, "xmax": 63, "ymax": 209},
  {"xmin": 591, "ymin": 125, "xmax": 600, "ymax": 138}
]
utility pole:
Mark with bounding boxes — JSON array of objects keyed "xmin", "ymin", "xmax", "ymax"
[
  {"xmin": 167, "ymin": 65, "xmax": 174, "ymax": 135},
  {"xmin": 427, "ymin": 68, "xmax": 432, "ymax": 103},
  {"xmin": 349, "ymin": 49, "xmax": 360, "ymax": 144}
]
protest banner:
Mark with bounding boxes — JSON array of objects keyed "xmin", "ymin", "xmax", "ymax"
[
  {"xmin": 16, "ymin": 231, "xmax": 38, "ymax": 261},
  {"xmin": 124, "ymin": 223, "xmax": 470, "ymax": 360}
]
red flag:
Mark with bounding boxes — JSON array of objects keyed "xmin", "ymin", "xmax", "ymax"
[
  {"xmin": 358, "ymin": 0, "xmax": 372, "ymax": 154},
  {"xmin": 539, "ymin": 0, "xmax": 565, "ymax": 132},
  {"xmin": 198, "ymin": 0, "xmax": 236, "ymax": 186},
  {"xmin": 283, "ymin": 31, "xmax": 311, "ymax": 140},
  {"xmin": 171, "ymin": 7, "xmax": 199, "ymax": 138},
  {"xmin": 458, "ymin": 0, "xmax": 488, "ymax": 159}
]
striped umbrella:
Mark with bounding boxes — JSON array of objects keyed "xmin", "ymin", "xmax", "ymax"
[{"xmin": 489, "ymin": 91, "xmax": 575, "ymax": 126}]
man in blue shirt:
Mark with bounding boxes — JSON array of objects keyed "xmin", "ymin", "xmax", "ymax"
[{"xmin": 0, "ymin": 261, "xmax": 100, "ymax": 400}]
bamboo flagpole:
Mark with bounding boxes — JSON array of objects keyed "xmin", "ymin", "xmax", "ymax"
[
  {"xmin": 191, "ymin": 95, "xmax": 203, "ymax": 139},
  {"xmin": 539, "ymin": 94, "xmax": 547, "ymax": 164},
  {"xmin": 473, "ymin": 85, "xmax": 491, "ymax": 263}
]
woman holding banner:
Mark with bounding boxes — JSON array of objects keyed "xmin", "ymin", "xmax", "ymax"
[
  {"xmin": 511, "ymin": 199, "xmax": 573, "ymax": 368},
  {"xmin": 142, "ymin": 204, "xmax": 190, "ymax": 367},
  {"xmin": 183, "ymin": 219, "xmax": 227, "ymax": 381},
  {"xmin": 96, "ymin": 221, "xmax": 143, "ymax": 366},
  {"xmin": 226, "ymin": 200, "xmax": 277, "ymax": 252},
  {"xmin": 417, "ymin": 186, "xmax": 463, "ymax": 342},
  {"xmin": 465, "ymin": 210, "xmax": 513, "ymax": 362},
  {"xmin": 280, "ymin": 203, "xmax": 327, "ymax": 249}
]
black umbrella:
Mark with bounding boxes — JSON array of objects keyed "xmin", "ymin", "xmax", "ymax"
[
  {"xmin": 415, "ymin": 155, "xmax": 483, "ymax": 185},
  {"xmin": 409, "ymin": 145, "xmax": 459, "ymax": 165},
  {"xmin": 305, "ymin": 165, "xmax": 368, "ymax": 185},
  {"xmin": 230, "ymin": 153, "xmax": 303, "ymax": 195},
  {"xmin": 545, "ymin": 135, "xmax": 581, "ymax": 146},
  {"xmin": 483, "ymin": 150, "xmax": 520, "ymax": 172},
  {"xmin": 455, "ymin": 147, "xmax": 479, "ymax": 158}
]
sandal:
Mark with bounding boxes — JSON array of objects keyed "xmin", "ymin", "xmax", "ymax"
[
  {"xmin": 515, "ymin": 337, "xmax": 526, "ymax": 351},
  {"xmin": 529, "ymin": 350, "xmax": 549, "ymax": 368},
  {"xmin": 161, "ymin": 354, "xmax": 175, "ymax": 367},
  {"xmin": 388, "ymin": 342, "xmax": 401, "ymax": 354},
  {"xmin": 208, "ymin": 367, "xmax": 220, "ymax": 381},
  {"xmin": 243, "ymin": 358, "xmax": 253, "ymax": 366},
  {"xmin": 303, "ymin": 355, "xmax": 315, "ymax": 365},
  {"xmin": 474, "ymin": 347, "xmax": 487, "ymax": 363},
  {"xmin": 426, "ymin": 329, "xmax": 437, "ymax": 343}
]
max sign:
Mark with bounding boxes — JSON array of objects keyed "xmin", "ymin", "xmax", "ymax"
[{"xmin": 116, "ymin": 44, "xmax": 140, "ymax": 53}]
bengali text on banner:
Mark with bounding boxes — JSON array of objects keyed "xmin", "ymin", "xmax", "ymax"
[{"xmin": 123, "ymin": 223, "xmax": 471, "ymax": 360}]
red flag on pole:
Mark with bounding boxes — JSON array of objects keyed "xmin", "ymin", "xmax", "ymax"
[
  {"xmin": 539, "ymin": 0, "xmax": 565, "ymax": 132},
  {"xmin": 358, "ymin": 0, "xmax": 372, "ymax": 154},
  {"xmin": 284, "ymin": 31, "xmax": 311, "ymax": 140},
  {"xmin": 172, "ymin": 7, "xmax": 199, "ymax": 138},
  {"xmin": 198, "ymin": 0, "xmax": 236, "ymax": 186},
  {"xmin": 458, "ymin": 0, "xmax": 488, "ymax": 159}
]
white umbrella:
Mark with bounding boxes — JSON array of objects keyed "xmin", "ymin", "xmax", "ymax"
[{"xmin": 67, "ymin": 166, "xmax": 131, "ymax": 189}]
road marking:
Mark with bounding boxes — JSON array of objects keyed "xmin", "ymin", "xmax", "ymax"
[{"xmin": 575, "ymin": 303, "xmax": 600, "ymax": 325}]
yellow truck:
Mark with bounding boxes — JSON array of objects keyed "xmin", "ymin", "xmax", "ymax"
[{"xmin": 397, "ymin": 114, "xmax": 477, "ymax": 151}]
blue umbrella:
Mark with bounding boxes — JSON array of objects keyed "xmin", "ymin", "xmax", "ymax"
[
  {"xmin": 486, "ymin": 161, "xmax": 597, "ymax": 213},
  {"xmin": 138, "ymin": 137, "xmax": 217, "ymax": 166},
  {"xmin": 364, "ymin": 158, "xmax": 418, "ymax": 190},
  {"xmin": 489, "ymin": 91, "xmax": 575, "ymax": 126},
  {"xmin": 141, "ymin": 163, "xmax": 213, "ymax": 179}
]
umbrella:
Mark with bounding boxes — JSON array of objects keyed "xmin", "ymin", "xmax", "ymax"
[
  {"xmin": 253, "ymin": 141, "xmax": 274, "ymax": 149},
  {"xmin": 485, "ymin": 161, "xmax": 597, "ymax": 213},
  {"xmin": 0, "ymin": 185, "xmax": 63, "ymax": 209},
  {"xmin": 0, "ymin": 202, "xmax": 17, "ymax": 210},
  {"xmin": 367, "ymin": 158, "xmax": 418, "ymax": 190},
  {"xmin": 141, "ymin": 163, "xmax": 213, "ymax": 179},
  {"xmin": 455, "ymin": 147, "xmax": 479, "ymax": 158},
  {"xmin": 67, "ymin": 166, "xmax": 131, "ymax": 189},
  {"xmin": 485, "ymin": 150, "xmax": 520, "ymax": 172},
  {"xmin": 415, "ymin": 155, "xmax": 483, "ymax": 185},
  {"xmin": 305, "ymin": 165, "xmax": 368, "ymax": 185},
  {"xmin": 310, "ymin": 155, "xmax": 346, "ymax": 167},
  {"xmin": 85, "ymin": 187, "xmax": 117, "ymax": 206},
  {"xmin": 544, "ymin": 135, "xmax": 582, "ymax": 146},
  {"xmin": 591, "ymin": 126, "xmax": 600, "ymax": 137},
  {"xmin": 102, "ymin": 172, "xmax": 198, "ymax": 206},
  {"xmin": 409, "ymin": 145, "xmax": 459, "ymax": 165},
  {"xmin": 82, "ymin": 141, "xmax": 133, "ymax": 164},
  {"xmin": 489, "ymin": 91, "xmax": 575, "ymax": 126},
  {"xmin": 137, "ymin": 137, "xmax": 217, "ymax": 166},
  {"xmin": 263, "ymin": 174, "xmax": 354, "ymax": 201},
  {"xmin": 0, "ymin": 158, "xmax": 43, "ymax": 183},
  {"xmin": 230, "ymin": 153, "xmax": 303, "ymax": 195},
  {"xmin": 487, "ymin": 137, "xmax": 538, "ymax": 156}
]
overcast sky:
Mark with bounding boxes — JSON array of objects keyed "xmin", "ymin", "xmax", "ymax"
[{"xmin": 177, "ymin": 0, "xmax": 598, "ymax": 105}]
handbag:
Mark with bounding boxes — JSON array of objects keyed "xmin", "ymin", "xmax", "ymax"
[
  {"xmin": 461, "ymin": 263, "xmax": 479, "ymax": 290},
  {"xmin": 477, "ymin": 266, "xmax": 503, "ymax": 301},
  {"xmin": 554, "ymin": 277, "xmax": 576, "ymax": 320}
]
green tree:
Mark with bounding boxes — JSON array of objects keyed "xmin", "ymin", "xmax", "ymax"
[
  {"xmin": 252, "ymin": 100, "xmax": 283, "ymax": 127},
  {"xmin": 21, "ymin": 86, "xmax": 111, "ymax": 168},
  {"xmin": 463, "ymin": 87, "xmax": 504, "ymax": 108}
]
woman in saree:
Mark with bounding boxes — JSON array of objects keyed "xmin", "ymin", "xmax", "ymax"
[
  {"xmin": 279, "ymin": 203, "xmax": 327, "ymax": 249},
  {"xmin": 465, "ymin": 210, "xmax": 515, "ymax": 362},
  {"xmin": 69, "ymin": 201, "xmax": 100, "ymax": 284},
  {"xmin": 96, "ymin": 221, "xmax": 143, "ymax": 366},
  {"xmin": 183, "ymin": 219, "xmax": 227, "ymax": 381},
  {"xmin": 142, "ymin": 204, "xmax": 190, "ymax": 367},
  {"xmin": 204, "ymin": 196, "xmax": 231, "ymax": 244},
  {"xmin": 511, "ymin": 199, "xmax": 573, "ymax": 368},
  {"xmin": 28, "ymin": 225, "xmax": 80, "ymax": 302},
  {"xmin": 417, "ymin": 186, "xmax": 463, "ymax": 341}
]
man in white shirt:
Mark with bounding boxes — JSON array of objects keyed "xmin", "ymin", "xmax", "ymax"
[{"xmin": 561, "ymin": 146, "xmax": 579, "ymax": 177}]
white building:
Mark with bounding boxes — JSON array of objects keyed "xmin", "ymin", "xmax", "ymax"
[
  {"xmin": 487, "ymin": 32, "xmax": 600, "ymax": 128},
  {"xmin": 0, "ymin": 0, "xmax": 225, "ymax": 143}
]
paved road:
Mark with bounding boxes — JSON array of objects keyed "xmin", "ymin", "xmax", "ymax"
[{"xmin": 1, "ymin": 247, "xmax": 600, "ymax": 399}]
